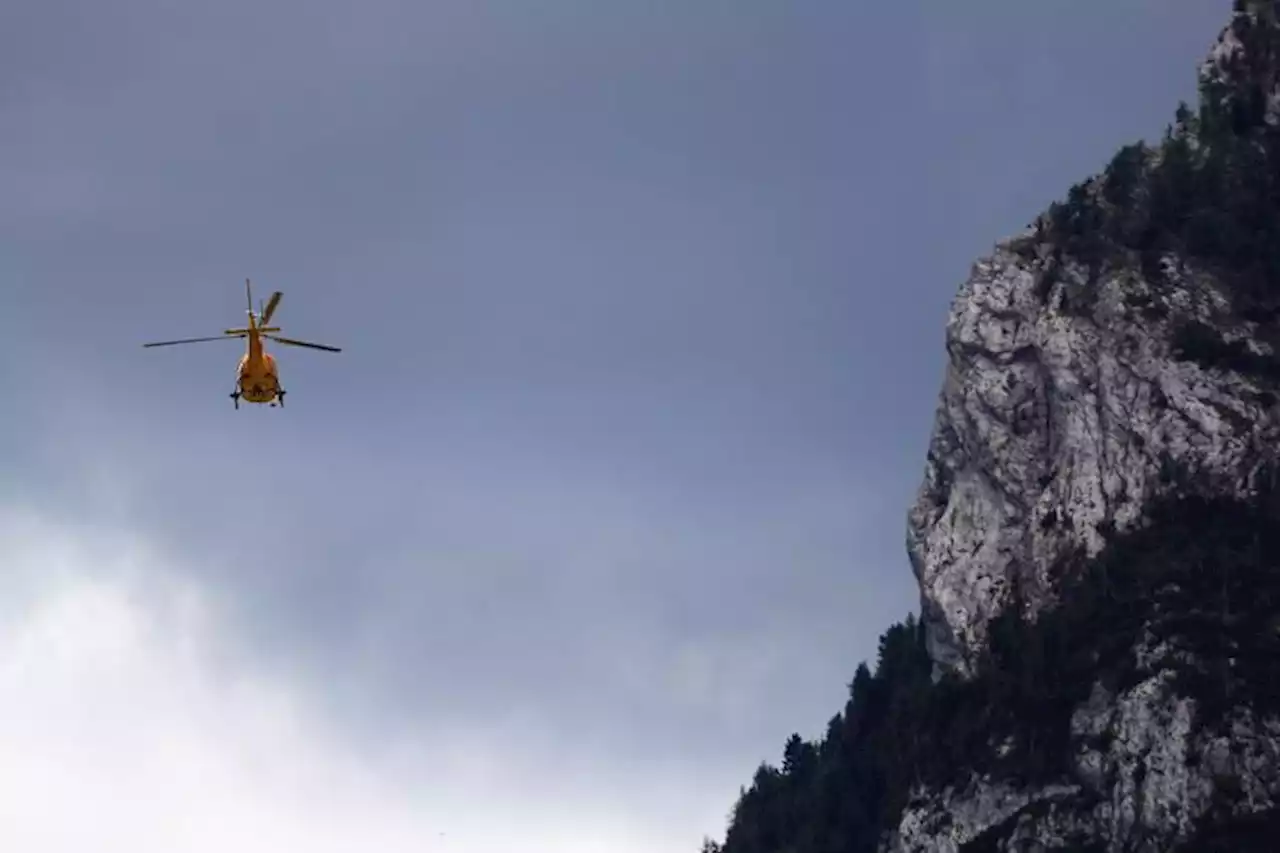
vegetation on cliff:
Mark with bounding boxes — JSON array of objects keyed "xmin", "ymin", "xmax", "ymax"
[
  {"xmin": 704, "ymin": 4, "xmax": 1280, "ymax": 849},
  {"xmin": 1032, "ymin": 1, "xmax": 1280, "ymax": 374},
  {"xmin": 704, "ymin": 461, "xmax": 1280, "ymax": 853}
]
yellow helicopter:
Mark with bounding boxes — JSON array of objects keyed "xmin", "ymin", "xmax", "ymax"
[{"xmin": 143, "ymin": 278, "xmax": 341, "ymax": 408}]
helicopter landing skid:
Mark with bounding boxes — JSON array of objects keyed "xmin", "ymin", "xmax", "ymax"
[{"xmin": 230, "ymin": 388, "xmax": 286, "ymax": 408}]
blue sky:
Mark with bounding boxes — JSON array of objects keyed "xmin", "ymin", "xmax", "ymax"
[{"xmin": 0, "ymin": 1, "xmax": 1230, "ymax": 849}]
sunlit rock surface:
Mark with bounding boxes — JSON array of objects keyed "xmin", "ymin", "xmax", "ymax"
[{"xmin": 893, "ymin": 4, "xmax": 1280, "ymax": 849}]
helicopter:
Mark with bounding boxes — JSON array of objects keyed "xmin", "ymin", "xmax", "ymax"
[{"xmin": 143, "ymin": 278, "xmax": 341, "ymax": 408}]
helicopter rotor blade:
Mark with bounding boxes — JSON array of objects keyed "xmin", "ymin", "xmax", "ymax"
[
  {"xmin": 143, "ymin": 333, "xmax": 245, "ymax": 348},
  {"xmin": 264, "ymin": 334, "xmax": 341, "ymax": 352},
  {"xmin": 260, "ymin": 291, "xmax": 283, "ymax": 326},
  {"xmin": 246, "ymin": 278, "xmax": 253, "ymax": 314}
]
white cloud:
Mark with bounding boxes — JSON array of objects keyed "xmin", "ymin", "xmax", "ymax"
[{"xmin": 0, "ymin": 507, "xmax": 727, "ymax": 853}]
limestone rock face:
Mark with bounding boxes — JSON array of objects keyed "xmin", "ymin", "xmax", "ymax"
[
  {"xmin": 892, "ymin": 4, "xmax": 1280, "ymax": 848},
  {"xmin": 907, "ymin": 241, "xmax": 1270, "ymax": 677},
  {"xmin": 882, "ymin": 661, "xmax": 1280, "ymax": 852},
  {"xmin": 910, "ymin": 0, "xmax": 1280, "ymax": 680}
]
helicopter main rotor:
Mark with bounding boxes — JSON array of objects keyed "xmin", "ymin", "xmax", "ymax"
[{"xmin": 142, "ymin": 279, "xmax": 342, "ymax": 352}]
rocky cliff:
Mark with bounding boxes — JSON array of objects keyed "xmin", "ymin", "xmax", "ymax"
[
  {"xmin": 908, "ymin": 0, "xmax": 1280, "ymax": 687},
  {"xmin": 706, "ymin": 3, "xmax": 1280, "ymax": 852},
  {"xmin": 891, "ymin": 3, "xmax": 1280, "ymax": 848}
]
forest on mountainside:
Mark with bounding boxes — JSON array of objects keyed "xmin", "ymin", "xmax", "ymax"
[
  {"xmin": 1033, "ymin": 0, "xmax": 1280, "ymax": 353},
  {"xmin": 703, "ymin": 3, "xmax": 1280, "ymax": 850},
  {"xmin": 702, "ymin": 464, "xmax": 1280, "ymax": 853}
]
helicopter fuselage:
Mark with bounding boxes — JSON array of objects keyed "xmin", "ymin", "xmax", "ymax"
[
  {"xmin": 237, "ymin": 335, "xmax": 280, "ymax": 404},
  {"xmin": 143, "ymin": 279, "xmax": 336, "ymax": 410}
]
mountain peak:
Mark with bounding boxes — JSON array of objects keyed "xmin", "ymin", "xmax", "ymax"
[{"xmin": 707, "ymin": 4, "xmax": 1280, "ymax": 851}]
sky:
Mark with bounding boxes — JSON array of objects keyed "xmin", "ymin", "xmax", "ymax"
[{"xmin": 0, "ymin": 1, "xmax": 1232, "ymax": 850}]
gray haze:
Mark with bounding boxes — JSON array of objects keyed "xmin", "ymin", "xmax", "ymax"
[{"xmin": 1, "ymin": 0, "xmax": 1231, "ymax": 846}]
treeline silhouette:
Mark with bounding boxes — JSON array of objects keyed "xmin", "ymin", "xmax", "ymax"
[
  {"xmin": 1032, "ymin": 1, "xmax": 1280, "ymax": 362},
  {"xmin": 703, "ymin": 462, "xmax": 1280, "ymax": 853},
  {"xmin": 704, "ymin": 6, "xmax": 1280, "ymax": 849}
]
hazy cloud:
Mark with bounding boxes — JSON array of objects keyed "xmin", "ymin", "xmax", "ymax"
[{"xmin": 0, "ymin": 1, "xmax": 1233, "ymax": 847}]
